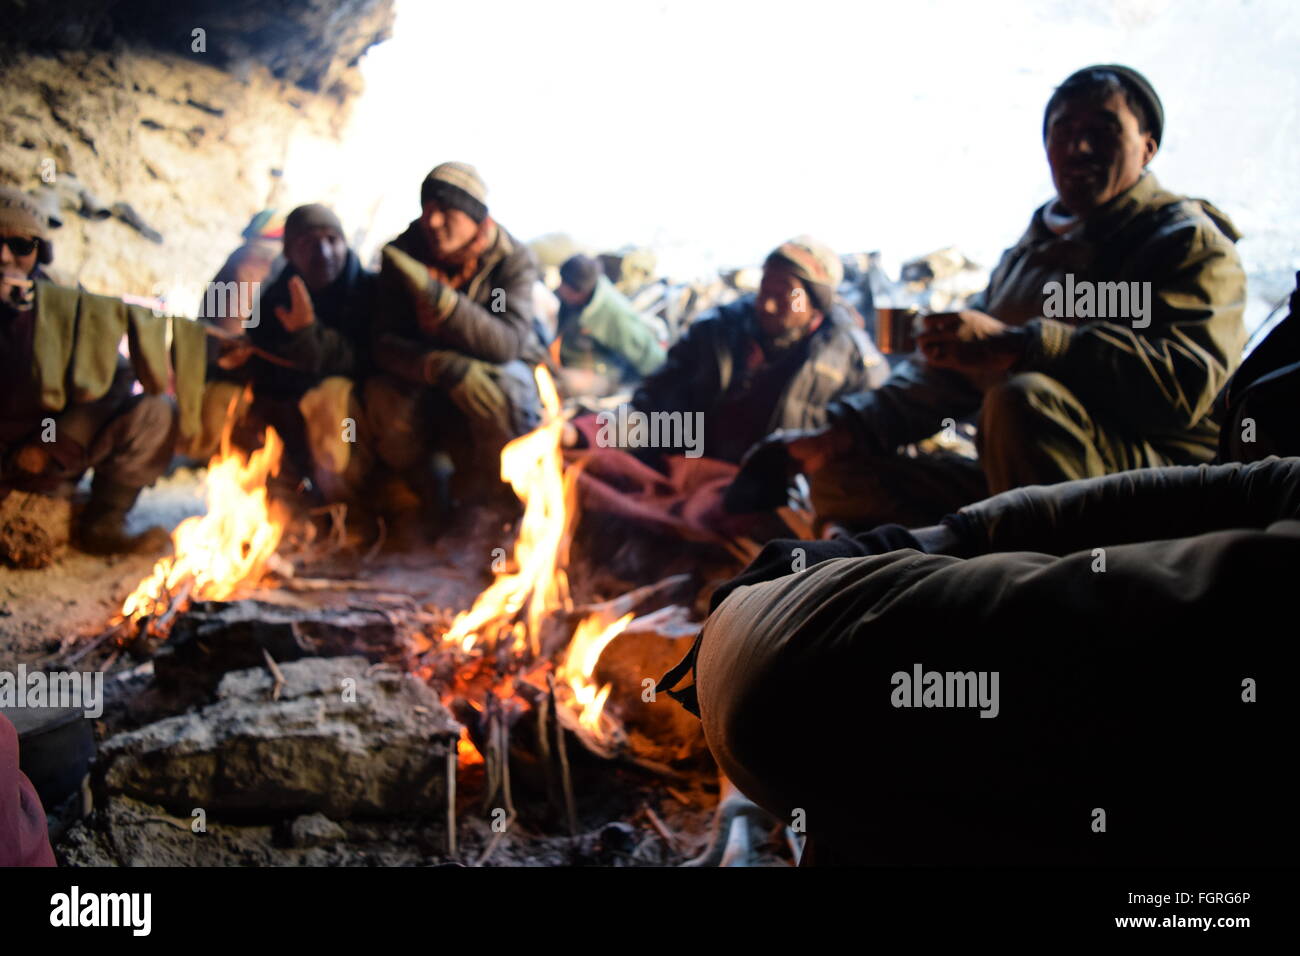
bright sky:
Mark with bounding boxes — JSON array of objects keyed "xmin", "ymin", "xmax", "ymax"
[{"xmin": 298, "ymin": 0, "xmax": 1299, "ymax": 310}]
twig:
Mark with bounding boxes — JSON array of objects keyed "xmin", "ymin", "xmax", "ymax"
[
  {"xmin": 497, "ymin": 707, "xmax": 515, "ymax": 818},
  {"xmin": 665, "ymin": 787, "xmax": 692, "ymax": 805},
  {"xmin": 474, "ymin": 810, "xmax": 516, "ymax": 867},
  {"xmin": 64, "ymin": 620, "xmax": 126, "ymax": 666},
  {"xmin": 261, "ymin": 647, "xmax": 286, "ymax": 700},
  {"xmin": 446, "ymin": 742, "xmax": 457, "ymax": 858},
  {"xmin": 549, "ymin": 673, "xmax": 578, "ymax": 838},
  {"xmin": 643, "ymin": 806, "xmax": 680, "ymax": 853},
  {"xmin": 151, "ymin": 578, "xmax": 193, "ymax": 635},
  {"xmin": 363, "ymin": 516, "xmax": 386, "ymax": 563},
  {"xmin": 97, "ymin": 647, "xmax": 121, "ymax": 672}
]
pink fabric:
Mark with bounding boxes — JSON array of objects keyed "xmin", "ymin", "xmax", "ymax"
[
  {"xmin": 0, "ymin": 712, "xmax": 57, "ymax": 867},
  {"xmin": 568, "ymin": 413, "xmax": 755, "ymax": 544}
]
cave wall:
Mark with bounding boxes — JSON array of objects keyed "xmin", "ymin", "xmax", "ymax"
[{"xmin": 0, "ymin": 0, "xmax": 394, "ymax": 303}]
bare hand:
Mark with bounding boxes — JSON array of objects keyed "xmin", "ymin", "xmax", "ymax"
[
  {"xmin": 274, "ymin": 275, "xmax": 316, "ymax": 333},
  {"xmin": 216, "ymin": 340, "xmax": 253, "ymax": 370},
  {"xmin": 782, "ymin": 425, "xmax": 852, "ymax": 474},
  {"xmin": 13, "ymin": 444, "xmax": 49, "ymax": 474},
  {"xmin": 1, "ymin": 272, "xmax": 34, "ymax": 309},
  {"xmin": 917, "ymin": 309, "xmax": 1023, "ymax": 376}
]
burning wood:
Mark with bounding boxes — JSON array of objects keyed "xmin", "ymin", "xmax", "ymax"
[{"xmin": 118, "ymin": 428, "xmax": 289, "ymax": 637}]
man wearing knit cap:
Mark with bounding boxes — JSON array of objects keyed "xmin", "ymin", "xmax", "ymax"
[
  {"xmin": 197, "ymin": 203, "xmax": 378, "ymax": 504},
  {"xmin": 767, "ymin": 65, "xmax": 1247, "ymax": 531},
  {"xmin": 555, "ymin": 253, "xmax": 665, "ymax": 395},
  {"xmin": 366, "ymin": 162, "xmax": 546, "ymax": 528},
  {"xmin": 1, "ymin": 186, "xmax": 181, "ymax": 558},
  {"xmin": 626, "ymin": 236, "xmax": 887, "ymax": 466}
]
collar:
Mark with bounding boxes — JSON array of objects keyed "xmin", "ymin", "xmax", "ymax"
[{"xmin": 1030, "ymin": 171, "xmax": 1169, "ymax": 246}]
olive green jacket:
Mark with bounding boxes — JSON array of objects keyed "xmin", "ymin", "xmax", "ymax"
[
  {"xmin": 832, "ymin": 172, "xmax": 1247, "ymax": 464},
  {"xmin": 28, "ymin": 281, "xmax": 206, "ymax": 439}
]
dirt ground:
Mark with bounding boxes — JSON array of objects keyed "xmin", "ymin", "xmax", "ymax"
[
  {"xmin": 3, "ymin": 463, "xmax": 774, "ymax": 867},
  {"xmin": 0, "ymin": 468, "xmax": 209, "ymax": 669}
]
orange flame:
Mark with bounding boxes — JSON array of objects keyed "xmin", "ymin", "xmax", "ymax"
[
  {"xmin": 120, "ymin": 429, "xmax": 286, "ymax": 622},
  {"xmin": 443, "ymin": 367, "xmax": 576, "ymax": 656},
  {"xmin": 558, "ymin": 612, "xmax": 634, "ymax": 736}
]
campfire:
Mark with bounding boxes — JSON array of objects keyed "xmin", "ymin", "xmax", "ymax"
[
  {"xmin": 103, "ymin": 366, "xmax": 683, "ymax": 770},
  {"xmin": 106, "ymin": 428, "xmax": 289, "ymax": 648}
]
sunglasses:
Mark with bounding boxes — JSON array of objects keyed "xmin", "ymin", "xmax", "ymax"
[{"xmin": 1, "ymin": 236, "xmax": 39, "ymax": 257}]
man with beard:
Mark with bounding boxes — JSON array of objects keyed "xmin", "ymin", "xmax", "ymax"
[
  {"xmin": 200, "ymin": 204, "xmax": 376, "ymax": 503},
  {"xmin": 761, "ymin": 66, "xmax": 1246, "ymax": 531},
  {"xmin": 365, "ymin": 162, "xmax": 546, "ymax": 527},
  {"xmin": 628, "ymin": 236, "xmax": 887, "ymax": 466}
]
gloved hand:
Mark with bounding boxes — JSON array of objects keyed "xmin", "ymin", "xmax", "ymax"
[
  {"xmin": 448, "ymin": 360, "xmax": 511, "ymax": 426},
  {"xmin": 382, "ymin": 245, "xmax": 455, "ymax": 336},
  {"xmin": 373, "ymin": 336, "xmax": 468, "ymax": 387},
  {"xmin": 707, "ymin": 524, "xmax": 924, "ymax": 613}
]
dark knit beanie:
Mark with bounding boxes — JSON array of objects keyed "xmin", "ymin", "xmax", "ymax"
[
  {"xmin": 1044, "ymin": 64, "xmax": 1164, "ymax": 146},
  {"xmin": 559, "ymin": 254, "xmax": 600, "ymax": 298},
  {"xmin": 283, "ymin": 204, "xmax": 343, "ymax": 247},
  {"xmin": 420, "ymin": 162, "xmax": 489, "ymax": 224}
]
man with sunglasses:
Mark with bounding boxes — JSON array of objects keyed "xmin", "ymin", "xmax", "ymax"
[{"xmin": 1, "ymin": 186, "xmax": 177, "ymax": 558}]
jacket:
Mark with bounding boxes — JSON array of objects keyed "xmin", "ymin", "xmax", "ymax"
[
  {"xmin": 830, "ymin": 172, "xmax": 1247, "ymax": 463},
  {"xmin": 20, "ymin": 281, "xmax": 205, "ymax": 440},
  {"xmin": 1216, "ymin": 272, "xmax": 1300, "ymax": 462},
  {"xmin": 373, "ymin": 218, "xmax": 546, "ymax": 369},
  {"xmin": 558, "ymin": 275, "xmax": 665, "ymax": 383},
  {"xmin": 633, "ymin": 295, "xmax": 889, "ymax": 447},
  {"xmin": 245, "ymin": 249, "xmax": 377, "ymax": 400}
]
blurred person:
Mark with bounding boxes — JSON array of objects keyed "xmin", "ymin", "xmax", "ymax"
[
  {"xmin": 195, "ymin": 204, "xmax": 377, "ymax": 504},
  {"xmin": 625, "ymin": 236, "xmax": 887, "ymax": 466},
  {"xmin": 365, "ymin": 162, "xmax": 547, "ymax": 528},
  {"xmin": 760, "ymin": 65, "xmax": 1246, "ymax": 531},
  {"xmin": 661, "ymin": 454, "xmax": 1300, "ymax": 864},
  {"xmin": 0, "ymin": 186, "xmax": 203, "ymax": 556},
  {"xmin": 554, "ymin": 253, "xmax": 665, "ymax": 396}
]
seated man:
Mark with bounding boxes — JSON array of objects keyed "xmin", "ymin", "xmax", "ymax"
[
  {"xmin": 1, "ymin": 187, "xmax": 198, "ymax": 557},
  {"xmin": 660, "ymin": 455, "xmax": 1300, "ymax": 864},
  {"xmin": 554, "ymin": 254, "xmax": 665, "ymax": 396},
  {"xmin": 365, "ymin": 162, "xmax": 546, "ymax": 520},
  {"xmin": 770, "ymin": 65, "xmax": 1246, "ymax": 530},
  {"xmin": 626, "ymin": 236, "xmax": 888, "ymax": 465},
  {"xmin": 198, "ymin": 204, "xmax": 376, "ymax": 503}
]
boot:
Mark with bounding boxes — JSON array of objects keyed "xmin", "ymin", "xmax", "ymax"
[
  {"xmin": 78, "ymin": 477, "xmax": 170, "ymax": 556},
  {"xmin": 410, "ymin": 451, "xmax": 458, "ymax": 540}
]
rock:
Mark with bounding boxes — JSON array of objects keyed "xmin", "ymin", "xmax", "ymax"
[
  {"xmin": 289, "ymin": 812, "xmax": 345, "ymax": 848},
  {"xmin": 593, "ymin": 605, "xmax": 708, "ymax": 764},
  {"xmin": 97, "ymin": 656, "xmax": 461, "ymax": 818},
  {"xmin": 153, "ymin": 599, "xmax": 401, "ymax": 697}
]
